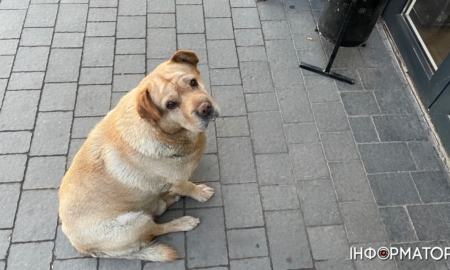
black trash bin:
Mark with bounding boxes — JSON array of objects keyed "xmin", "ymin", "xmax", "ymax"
[{"xmin": 318, "ymin": 0, "xmax": 388, "ymax": 47}]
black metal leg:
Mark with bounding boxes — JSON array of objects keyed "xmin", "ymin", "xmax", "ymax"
[{"xmin": 299, "ymin": 0, "xmax": 359, "ymax": 85}]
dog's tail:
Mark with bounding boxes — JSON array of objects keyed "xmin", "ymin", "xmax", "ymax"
[{"xmin": 90, "ymin": 241, "xmax": 178, "ymax": 262}]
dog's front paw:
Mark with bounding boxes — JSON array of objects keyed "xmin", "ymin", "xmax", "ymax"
[
  {"xmin": 195, "ymin": 184, "xmax": 214, "ymax": 203},
  {"xmin": 176, "ymin": 216, "xmax": 200, "ymax": 231}
]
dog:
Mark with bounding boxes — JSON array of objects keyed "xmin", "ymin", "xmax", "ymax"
[{"xmin": 59, "ymin": 50, "xmax": 220, "ymax": 262}]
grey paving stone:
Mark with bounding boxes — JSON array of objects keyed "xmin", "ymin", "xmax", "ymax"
[
  {"xmin": 61, "ymin": 0, "xmax": 89, "ymax": 2},
  {"xmin": 185, "ymin": 208, "xmax": 228, "ymax": 268},
  {"xmin": 359, "ymin": 143, "xmax": 416, "ymax": 173},
  {"xmin": 260, "ymin": 185, "xmax": 300, "ymax": 210},
  {"xmin": 392, "ymin": 241, "xmax": 448, "ymax": 270},
  {"xmin": 205, "ymin": 18, "xmax": 233, "ymax": 40},
  {"xmin": 223, "ymin": 183, "xmax": 264, "ymax": 228},
  {"xmin": 8, "ymin": 72, "xmax": 44, "ymax": 90},
  {"xmin": 0, "ymin": 79, "xmax": 5, "ymax": 108},
  {"xmin": 116, "ymin": 39, "xmax": 145, "ymax": 55},
  {"xmin": 40, "ymin": 83, "xmax": 77, "ymax": 111},
  {"xmin": 340, "ymin": 91, "xmax": 380, "ymax": 116},
  {"xmin": 348, "ymin": 117, "xmax": 379, "ymax": 143},
  {"xmin": 237, "ymin": 46, "xmax": 267, "ymax": 62},
  {"xmin": 315, "ymin": 260, "xmax": 356, "ymax": 270},
  {"xmin": 351, "ymin": 242, "xmax": 397, "ymax": 270},
  {"xmin": 177, "ymin": 5, "xmax": 204, "ymax": 33},
  {"xmin": 0, "ymin": 260, "xmax": 4, "ymax": 270},
  {"xmin": 148, "ymin": 0, "xmax": 174, "ymax": 13},
  {"xmin": 0, "ymin": 39, "xmax": 18, "ymax": 55},
  {"xmin": 312, "ymin": 103, "xmax": 350, "ymax": 132},
  {"xmin": 185, "ymin": 181, "xmax": 222, "ymax": 208},
  {"xmin": 321, "ymin": 132, "xmax": 359, "ymax": 161},
  {"xmin": 147, "ymin": 28, "xmax": 176, "ymax": 59},
  {"xmin": 0, "ymin": 132, "xmax": 32, "ymax": 154},
  {"xmin": 203, "ymin": 0, "xmax": 231, "ymax": 17},
  {"xmin": 329, "ymin": 160, "xmax": 373, "ymax": 202},
  {"xmin": 232, "ymin": 7, "xmax": 260, "ymax": 28},
  {"xmin": 258, "ymin": 0, "xmax": 286, "ymax": 20},
  {"xmin": 241, "ymin": 62, "xmax": 274, "ymax": 93},
  {"xmin": 271, "ymin": 68, "xmax": 304, "ymax": 87},
  {"xmin": 113, "ymin": 74, "xmax": 143, "ymax": 92},
  {"xmin": 55, "ymin": 4, "xmax": 88, "ymax": 32},
  {"xmin": 205, "ymin": 122, "xmax": 217, "ymax": 153},
  {"xmin": 262, "ymin": 21, "xmax": 291, "ymax": 40},
  {"xmin": 358, "ymin": 67, "xmax": 404, "ymax": 90},
  {"xmin": 210, "ymin": 69, "xmax": 241, "ymax": 86},
  {"xmin": 408, "ymin": 141, "xmax": 440, "ymax": 171},
  {"xmin": 24, "ymin": 5, "xmax": 57, "ymax": 28},
  {"xmin": 52, "ymin": 33, "xmax": 85, "ymax": 48},
  {"xmin": 13, "ymin": 47, "xmax": 49, "ymax": 72},
  {"xmin": 297, "ymin": 179, "xmax": 342, "ymax": 226},
  {"xmin": 287, "ymin": 10, "xmax": 316, "ymax": 34},
  {"xmin": 31, "ymin": 0, "xmax": 59, "ymax": 3},
  {"xmin": 235, "ymin": 29, "xmax": 264, "ymax": 47},
  {"xmin": 245, "ymin": 93, "xmax": 278, "ymax": 112},
  {"xmin": 322, "ymin": 44, "xmax": 365, "ymax": 69},
  {"xmin": 411, "ymin": 171, "xmax": 450, "ymax": 203},
  {"xmin": 0, "ymin": 90, "xmax": 40, "ymax": 131},
  {"xmin": 0, "ymin": 56, "xmax": 14, "ymax": 78},
  {"xmin": 265, "ymin": 40, "xmax": 299, "ymax": 69},
  {"xmin": 211, "ymin": 86, "xmax": 246, "ymax": 117},
  {"xmin": 154, "ymin": 210, "xmax": 186, "ymax": 258},
  {"xmin": 298, "ymin": 49, "xmax": 329, "ymax": 76},
  {"xmin": 88, "ymin": 7, "xmax": 117, "ymax": 21},
  {"xmin": 284, "ymin": 122, "xmax": 319, "ymax": 144},
  {"xmin": 277, "ymin": 86, "xmax": 314, "ymax": 123},
  {"xmin": 307, "ymin": 225, "xmax": 349, "ymax": 260},
  {"xmin": 147, "ymin": 13, "xmax": 175, "ymax": 28},
  {"xmin": 305, "ymin": 76, "xmax": 340, "ymax": 103},
  {"xmin": 86, "ymin": 22, "xmax": 116, "ymax": 36},
  {"xmin": 230, "ymin": 0, "xmax": 256, "ymax": 7},
  {"xmin": 255, "ymin": 153, "xmax": 294, "ymax": 185},
  {"xmin": 248, "ymin": 111, "xmax": 287, "ymax": 153},
  {"xmin": 189, "ymin": 154, "xmax": 220, "ymax": 183},
  {"xmin": 7, "ymin": 242, "xmax": 54, "ymax": 270},
  {"xmin": 408, "ymin": 204, "xmax": 450, "ymax": 240},
  {"xmin": 118, "ymin": 0, "xmax": 145, "ymax": 15},
  {"xmin": 13, "ymin": 189, "xmax": 59, "ymax": 241},
  {"xmin": 20, "ymin": 28, "xmax": 53, "ymax": 46},
  {"xmin": 379, "ymin": 206, "xmax": 418, "ymax": 243},
  {"xmin": 72, "ymin": 117, "xmax": 102, "ymax": 138},
  {"xmin": 46, "ymin": 49, "xmax": 82, "ymax": 82},
  {"xmin": 197, "ymin": 64, "xmax": 211, "ymax": 92},
  {"xmin": 368, "ymin": 173, "xmax": 422, "ymax": 206},
  {"xmin": 75, "ymin": 85, "xmax": 111, "ymax": 116},
  {"xmin": 176, "ymin": 0, "xmax": 202, "ymax": 4},
  {"xmin": 0, "ymin": 230, "xmax": 11, "ymax": 259},
  {"xmin": 82, "ymin": 37, "xmax": 115, "ymax": 67},
  {"xmin": 207, "ymin": 40, "xmax": 238, "ymax": 68},
  {"xmin": 373, "ymin": 115, "xmax": 428, "ymax": 142},
  {"xmin": 0, "ymin": 183, "xmax": 20, "ymax": 228},
  {"xmin": 67, "ymin": 138, "xmax": 85, "ymax": 168},
  {"xmin": 0, "ymin": 155, "xmax": 27, "ymax": 183},
  {"xmin": 293, "ymin": 31, "xmax": 323, "ymax": 51},
  {"xmin": 230, "ymin": 258, "xmax": 271, "ymax": 270},
  {"xmin": 289, "ymin": 144, "xmax": 329, "ymax": 178},
  {"xmin": 80, "ymin": 67, "xmax": 113, "ymax": 84},
  {"xmin": 111, "ymin": 92, "xmax": 127, "ymax": 109},
  {"xmin": 219, "ymin": 136, "xmax": 256, "ymax": 183},
  {"xmin": 216, "ymin": 117, "xmax": 249, "ymax": 137},
  {"xmin": 227, "ymin": 228, "xmax": 268, "ymax": 259},
  {"xmin": 266, "ymin": 210, "xmax": 312, "ymax": 270},
  {"xmin": 24, "ymin": 156, "xmax": 66, "ymax": 189},
  {"xmin": 333, "ymin": 68, "xmax": 364, "ymax": 91},
  {"xmin": 0, "ymin": 0, "xmax": 29, "ymax": 9},
  {"xmin": 340, "ymin": 201, "xmax": 387, "ymax": 243},
  {"xmin": 177, "ymin": 34, "xmax": 208, "ymax": 64},
  {"xmin": 0, "ymin": 10, "xmax": 26, "ymax": 38},
  {"xmin": 53, "ymin": 259, "xmax": 97, "ymax": 270},
  {"xmin": 374, "ymin": 89, "xmax": 415, "ymax": 114},
  {"xmin": 99, "ymin": 259, "xmax": 141, "ymax": 270},
  {"xmin": 114, "ymin": 55, "xmax": 146, "ymax": 74},
  {"xmin": 144, "ymin": 260, "xmax": 185, "ymax": 270},
  {"xmin": 54, "ymin": 225, "xmax": 87, "ymax": 259},
  {"xmin": 360, "ymin": 47, "xmax": 393, "ymax": 68},
  {"xmin": 30, "ymin": 112, "xmax": 73, "ymax": 155}
]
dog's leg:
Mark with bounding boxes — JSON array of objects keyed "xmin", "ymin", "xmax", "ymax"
[
  {"xmin": 154, "ymin": 193, "xmax": 181, "ymax": 217},
  {"xmin": 169, "ymin": 181, "xmax": 214, "ymax": 202}
]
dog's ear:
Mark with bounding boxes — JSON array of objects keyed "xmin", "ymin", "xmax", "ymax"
[
  {"xmin": 137, "ymin": 87, "xmax": 160, "ymax": 122},
  {"xmin": 170, "ymin": 50, "xmax": 199, "ymax": 67}
]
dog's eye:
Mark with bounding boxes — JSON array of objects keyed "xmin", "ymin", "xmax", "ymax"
[
  {"xmin": 190, "ymin": 79, "xmax": 198, "ymax": 87},
  {"xmin": 166, "ymin": 101, "xmax": 177, "ymax": 110}
]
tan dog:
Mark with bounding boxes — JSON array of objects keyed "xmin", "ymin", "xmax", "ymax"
[{"xmin": 59, "ymin": 50, "xmax": 220, "ymax": 262}]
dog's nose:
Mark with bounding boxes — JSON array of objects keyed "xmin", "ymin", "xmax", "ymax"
[{"xmin": 198, "ymin": 102, "xmax": 212, "ymax": 116}]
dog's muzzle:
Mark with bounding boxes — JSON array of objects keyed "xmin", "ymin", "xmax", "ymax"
[{"xmin": 196, "ymin": 101, "xmax": 219, "ymax": 127}]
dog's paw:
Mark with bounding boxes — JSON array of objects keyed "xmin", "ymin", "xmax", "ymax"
[
  {"xmin": 195, "ymin": 184, "xmax": 214, "ymax": 203},
  {"xmin": 176, "ymin": 216, "xmax": 200, "ymax": 231}
]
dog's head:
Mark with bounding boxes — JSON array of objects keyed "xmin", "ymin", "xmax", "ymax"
[{"xmin": 136, "ymin": 50, "xmax": 220, "ymax": 133}]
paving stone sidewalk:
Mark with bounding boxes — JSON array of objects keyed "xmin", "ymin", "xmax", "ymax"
[{"xmin": 1, "ymin": 0, "xmax": 450, "ymax": 269}]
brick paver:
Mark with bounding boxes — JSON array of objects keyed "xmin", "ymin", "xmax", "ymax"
[{"xmin": 0, "ymin": 0, "xmax": 449, "ymax": 269}]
